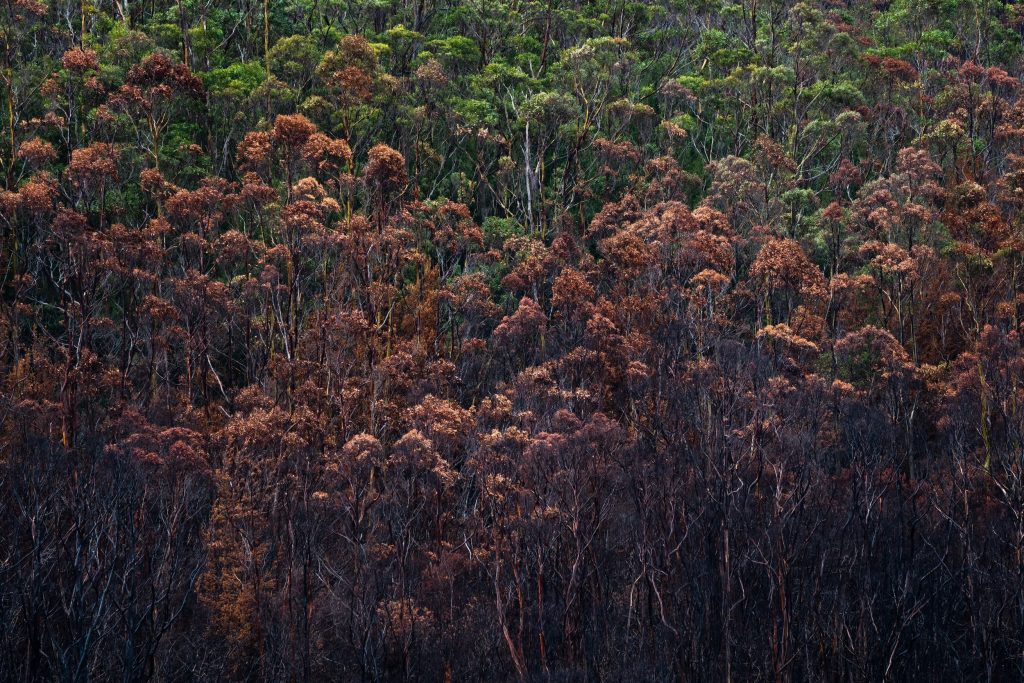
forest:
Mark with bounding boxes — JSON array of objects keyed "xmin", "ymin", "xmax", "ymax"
[{"xmin": 2, "ymin": 0, "xmax": 1024, "ymax": 679}]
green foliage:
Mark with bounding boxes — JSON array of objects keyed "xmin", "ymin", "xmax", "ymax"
[
  {"xmin": 427, "ymin": 35, "xmax": 479, "ymax": 66},
  {"xmin": 452, "ymin": 97, "xmax": 498, "ymax": 127},
  {"xmin": 482, "ymin": 216, "xmax": 523, "ymax": 248},
  {"xmin": 204, "ymin": 62, "xmax": 267, "ymax": 96}
]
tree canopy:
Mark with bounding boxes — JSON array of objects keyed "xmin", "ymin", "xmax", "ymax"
[{"xmin": 4, "ymin": 0, "xmax": 1024, "ymax": 679}]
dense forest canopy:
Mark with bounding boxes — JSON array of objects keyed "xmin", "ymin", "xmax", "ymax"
[{"xmin": 3, "ymin": 0, "xmax": 1024, "ymax": 679}]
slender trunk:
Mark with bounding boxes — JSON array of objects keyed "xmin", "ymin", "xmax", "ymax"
[{"xmin": 264, "ymin": 0, "xmax": 271, "ymax": 76}]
